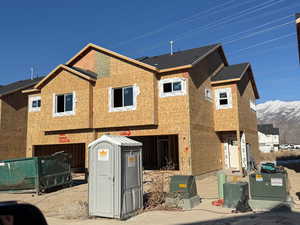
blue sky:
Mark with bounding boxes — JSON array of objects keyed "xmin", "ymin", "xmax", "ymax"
[{"xmin": 0, "ymin": 0, "xmax": 299, "ymax": 103}]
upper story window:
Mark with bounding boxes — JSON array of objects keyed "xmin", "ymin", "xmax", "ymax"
[
  {"xmin": 53, "ymin": 92, "xmax": 76, "ymax": 117},
  {"xmin": 159, "ymin": 78, "xmax": 186, "ymax": 98},
  {"xmin": 205, "ymin": 88, "xmax": 213, "ymax": 101},
  {"xmin": 250, "ymin": 99, "xmax": 256, "ymax": 112},
  {"xmin": 215, "ymin": 88, "xmax": 232, "ymax": 110},
  {"xmin": 109, "ymin": 85, "xmax": 139, "ymax": 112},
  {"xmin": 29, "ymin": 96, "xmax": 41, "ymax": 112}
]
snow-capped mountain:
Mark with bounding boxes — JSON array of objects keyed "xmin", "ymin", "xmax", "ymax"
[{"xmin": 257, "ymin": 100, "xmax": 300, "ymax": 144}]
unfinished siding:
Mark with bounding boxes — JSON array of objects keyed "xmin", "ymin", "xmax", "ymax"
[
  {"xmin": 93, "ymin": 56, "xmax": 157, "ymax": 128},
  {"xmin": 26, "ymin": 51, "xmax": 192, "ymax": 173},
  {"xmin": 213, "ymin": 83, "xmax": 239, "ymax": 131},
  {"xmin": 237, "ymin": 73, "xmax": 260, "ymax": 161},
  {"xmin": 0, "ymin": 90, "xmax": 28, "ymax": 159},
  {"xmin": 188, "ymin": 51, "xmax": 225, "ymax": 175}
]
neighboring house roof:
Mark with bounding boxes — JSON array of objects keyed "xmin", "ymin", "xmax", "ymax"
[
  {"xmin": 138, "ymin": 44, "xmax": 225, "ymax": 70},
  {"xmin": 258, "ymin": 124, "xmax": 280, "ymax": 135},
  {"xmin": 0, "ymin": 77, "xmax": 43, "ymax": 97},
  {"xmin": 211, "ymin": 63, "xmax": 249, "ymax": 82}
]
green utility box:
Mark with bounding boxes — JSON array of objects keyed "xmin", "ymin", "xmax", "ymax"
[
  {"xmin": 249, "ymin": 172, "xmax": 288, "ymax": 201},
  {"xmin": 0, "ymin": 152, "xmax": 72, "ymax": 194},
  {"xmin": 166, "ymin": 175, "xmax": 200, "ymax": 210},
  {"xmin": 223, "ymin": 182, "xmax": 249, "ymax": 208},
  {"xmin": 168, "ymin": 175, "xmax": 197, "ymax": 198}
]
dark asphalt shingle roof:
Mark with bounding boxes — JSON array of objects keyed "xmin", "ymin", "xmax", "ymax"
[
  {"xmin": 211, "ymin": 63, "xmax": 249, "ymax": 82},
  {"xmin": 258, "ymin": 124, "xmax": 280, "ymax": 135},
  {"xmin": 138, "ymin": 44, "xmax": 219, "ymax": 70},
  {"xmin": 0, "ymin": 77, "xmax": 44, "ymax": 97}
]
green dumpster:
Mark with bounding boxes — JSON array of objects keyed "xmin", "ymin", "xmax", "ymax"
[
  {"xmin": 249, "ymin": 172, "xmax": 288, "ymax": 201},
  {"xmin": 0, "ymin": 152, "xmax": 72, "ymax": 194}
]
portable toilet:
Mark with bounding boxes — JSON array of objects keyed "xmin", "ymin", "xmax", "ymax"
[{"xmin": 88, "ymin": 135, "xmax": 143, "ymax": 219}]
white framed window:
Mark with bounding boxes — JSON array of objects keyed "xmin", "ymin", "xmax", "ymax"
[
  {"xmin": 53, "ymin": 92, "xmax": 76, "ymax": 117},
  {"xmin": 29, "ymin": 96, "xmax": 41, "ymax": 112},
  {"xmin": 205, "ymin": 88, "xmax": 212, "ymax": 101},
  {"xmin": 109, "ymin": 85, "xmax": 139, "ymax": 112},
  {"xmin": 250, "ymin": 99, "xmax": 256, "ymax": 112},
  {"xmin": 215, "ymin": 88, "xmax": 232, "ymax": 110},
  {"xmin": 159, "ymin": 78, "xmax": 186, "ymax": 98}
]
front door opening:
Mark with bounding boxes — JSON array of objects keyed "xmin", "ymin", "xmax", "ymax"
[{"xmin": 131, "ymin": 135, "xmax": 179, "ymax": 170}]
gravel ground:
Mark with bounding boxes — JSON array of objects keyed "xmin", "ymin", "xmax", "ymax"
[{"xmin": 1, "ymin": 169, "xmax": 300, "ymax": 225}]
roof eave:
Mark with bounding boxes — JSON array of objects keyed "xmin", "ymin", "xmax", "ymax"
[
  {"xmin": 158, "ymin": 64, "xmax": 192, "ymax": 73},
  {"xmin": 211, "ymin": 78, "xmax": 241, "ymax": 85},
  {"xmin": 22, "ymin": 88, "xmax": 40, "ymax": 94}
]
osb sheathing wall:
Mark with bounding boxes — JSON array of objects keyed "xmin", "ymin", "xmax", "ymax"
[
  {"xmin": 188, "ymin": 52, "xmax": 225, "ymax": 175},
  {"xmin": 237, "ymin": 73, "xmax": 260, "ymax": 161},
  {"xmin": 213, "ymin": 83, "xmax": 239, "ymax": 131},
  {"xmin": 39, "ymin": 70, "xmax": 93, "ymax": 131},
  {"xmin": 26, "ymin": 50, "xmax": 192, "ymax": 173},
  {"xmin": 0, "ymin": 90, "xmax": 28, "ymax": 160}
]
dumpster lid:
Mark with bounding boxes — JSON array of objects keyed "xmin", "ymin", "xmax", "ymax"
[{"xmin": 88, "ymin": 135, "xmax": 142, "ymax": 148}]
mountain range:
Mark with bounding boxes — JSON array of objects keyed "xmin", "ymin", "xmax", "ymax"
[{"xmin": 256, "ymin": 100, "xmax": 300, "ymax": 144}]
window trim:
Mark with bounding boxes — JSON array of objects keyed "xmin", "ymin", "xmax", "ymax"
[
  {"xmin": 53, "ymin": 91, "xmax": 76, "ymax": 117},
  {"xmin": 215, "ymin": 88, "xmax": 232, "ymax": 110},
  {"xmin": 159, "ymin": 78, "xmax": 186, "ymax": 98},
  {"xmin": 109, "ymin": 85, "xmax": 139, "ymax": 112},
  {"xmin": 29, "ymin": 96, "xmax": 41, "ymax": 112}
]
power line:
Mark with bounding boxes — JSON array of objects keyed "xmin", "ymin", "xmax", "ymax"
[
  {"xmin": 228, "ymin": 32, "xmax": 295, "ymax": 55},
  {"xmin": 113, "ymin": 0, "xmax": 238, "ymax": 47},
  {"xmin": 134, "ymin": 0, "xmax": 285, "ymax": 54},
  {"xmin": 230, "ymin": 42, "xmax": 294, "ymax": 58},
  {"xmin": 174, "ymin": 0, "xmax": 285, "ymax": 42},
  {"xmin": 179, "ymin": 0, "xmax": 257, "ymax": 24},
  {"xmin": 223, "ymin": 20, "xmax": 294, "ymax": 45},
  {"xmin": 219, "ymin": 14, "xmax": 293, "ymax": 42}
]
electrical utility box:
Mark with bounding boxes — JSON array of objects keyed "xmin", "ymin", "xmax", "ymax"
[
  {"xmin": 165, "ymin": 175, "xmax": 200, "ymax": 210},
  {"xmin": 88, "ymin": 135, "xmax": 143, "ymax": 220},
  {"xmin": 223, "ymin": 182, "xmax": 249, "ymax": 208},
  {"xmin": 249, "ymin": 172, "xmax": 288, "ymax": 201}
]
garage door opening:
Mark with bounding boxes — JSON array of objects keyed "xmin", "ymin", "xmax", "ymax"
[
  {"xmin": 34, "ymin": 143, "xmax": 85, "ymax": 172},
  {"xmin": 130, "ymin": 135, "xmax": 179, "ymax": 170}
]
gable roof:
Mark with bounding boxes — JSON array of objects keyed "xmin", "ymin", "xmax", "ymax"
[
  {"xmin": 29, "ymin": 64, "xmax": 97, "ymax": 91},
  {"xmin": 0, "ymin": 77, "xmax": 43, "ymax": 97},
  {"xmin": 258, "ymin": 124, "xmax": 279, "ymax": 135},
  {"xmin": 66, "ymin": 43, "xmax": 227, "ymax": 73},
  {"xmin": 66, "ymin": 43, "xmax": 158, "ymax": 72},
  {"xmin": 211, "ymin": 63, "xmax": 259, "ymax": 99},
  {"xmin": 138, "ymin": 44, "xmax": 225, "ymax": 71},
  {"xmin": 211, "ymin": 63, "xmax": 249, "ymax": 82}
]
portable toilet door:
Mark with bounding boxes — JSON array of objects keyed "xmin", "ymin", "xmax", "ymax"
[
  {"xmin": 88, "ymin": 135, "xmax": 143, "ymax": 219},
  {"xmin": 89, "ymin": 140, "xmax": 115, "ymax": 218}
]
